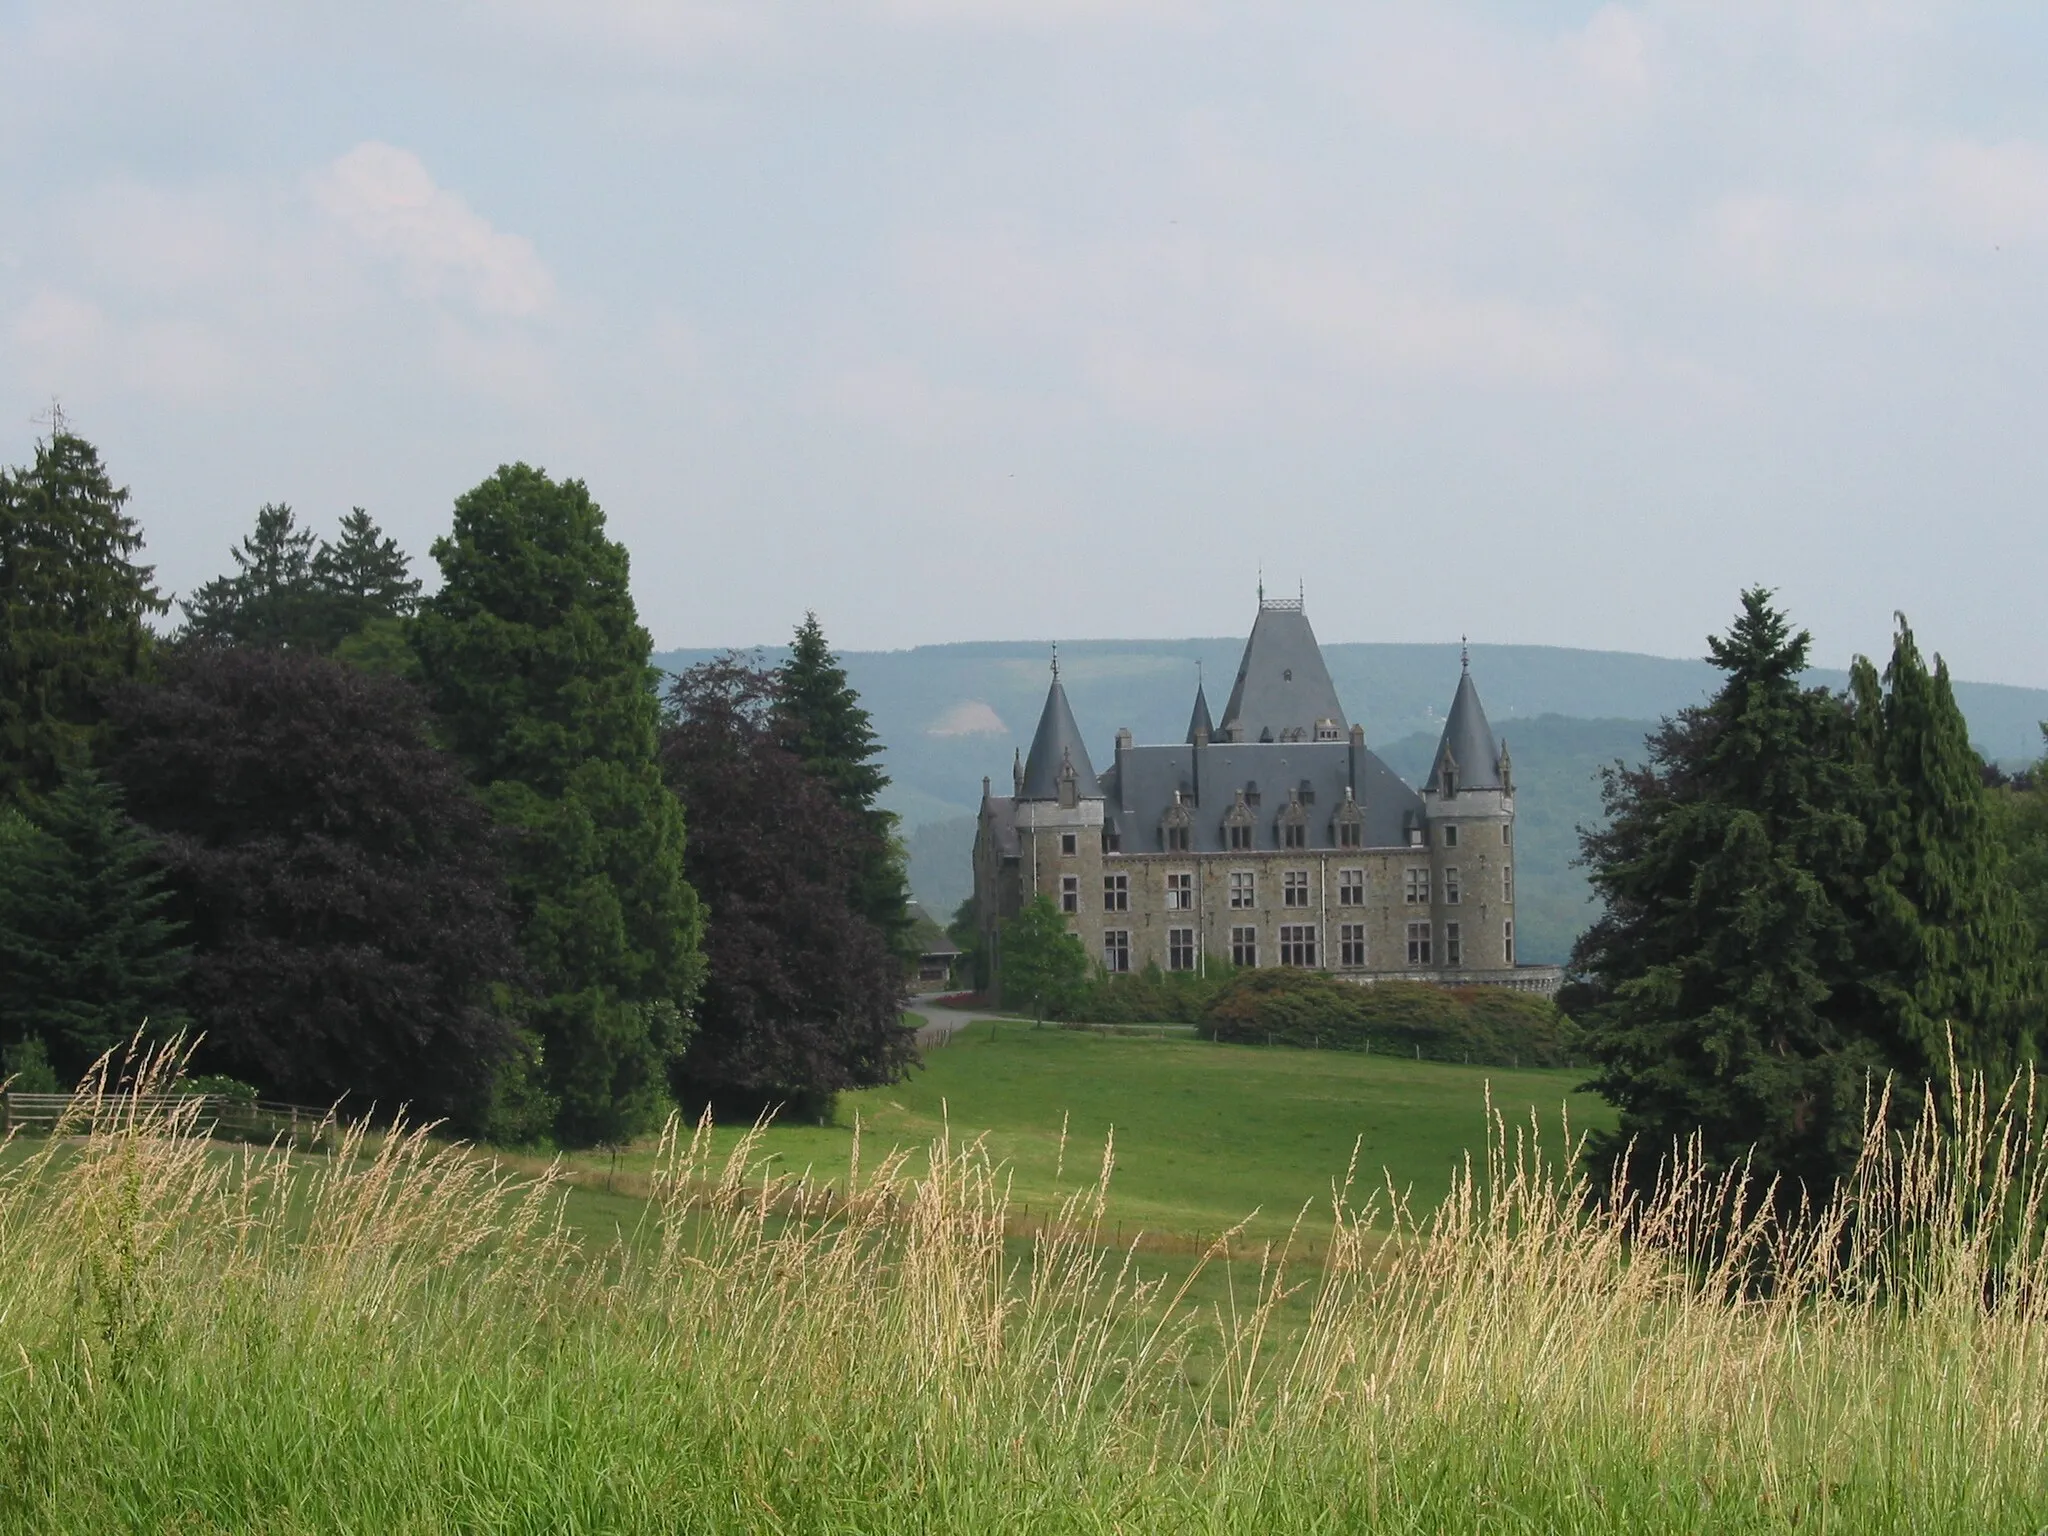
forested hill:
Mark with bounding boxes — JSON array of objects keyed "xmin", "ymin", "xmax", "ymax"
[{"xmin": 653, "ymin": 639, "xmax": 2048, "ymax": 966}]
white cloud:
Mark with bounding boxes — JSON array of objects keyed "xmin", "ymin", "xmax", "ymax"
[
  {"xmin": 311, "ymin": 142, "xmax": 555, "ymax": 317},
  {"xmin": 872, "ymin": 0, "xmax": 1200, "ymax": 26}
]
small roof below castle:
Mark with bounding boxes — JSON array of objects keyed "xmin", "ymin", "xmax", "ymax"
[
  {"xmin": 1185, "ymin": 679, "xmax": 1215, "ymax": 744},
  {"xmin": 1430, "ymin": 663, "xmax": 1503, "ymax": 791},
  {"xmin": 1019, "ymin": 676, "xmax": 1100, "ymax": 800},
  {"xmin": 1219, "ymin": 598, "xmax": 1347, "ymax": 743}
]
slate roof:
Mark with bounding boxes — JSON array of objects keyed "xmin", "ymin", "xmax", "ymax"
[
  {"xmin": 1018, "ymin": 679, "xmax": 1100, "ymax": 800},
  {"xmin": 980, "ymin": 793, "xmax": 1021, "ymax": 857},
  {"xmin": 1185, "ymin": 681, "xmax": 1215, "ymax": 744},
  {"xmin": 1100, "ymin": 739, "xmax": 1423, "ymax": 853},
  {"xmin": 1428, "ymin": 667, "xmax": 1503, "ymax": 792},
  {"xmin": 1218, "ymin": 602, "xmax": 1347, "ymax": 743}
]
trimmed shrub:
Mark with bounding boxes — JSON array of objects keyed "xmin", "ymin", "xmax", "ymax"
[{"xmin": 1200, "ymin": 970, "xmax": 1576, "ymax": 1067}]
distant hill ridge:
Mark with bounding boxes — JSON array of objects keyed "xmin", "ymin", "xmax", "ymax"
[{"xmin": 652, "ymin": 638, "xmax": 2048, "ymax": 967}]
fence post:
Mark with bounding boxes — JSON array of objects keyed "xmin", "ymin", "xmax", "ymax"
[{"xmin": 0, "ymin": 1093, "xmax": 8, "ymax": 1137}]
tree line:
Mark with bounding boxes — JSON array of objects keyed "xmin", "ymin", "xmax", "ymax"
[{"xmin": 0, "ymin": 424, "xmax": 916, "ymax": 1145}]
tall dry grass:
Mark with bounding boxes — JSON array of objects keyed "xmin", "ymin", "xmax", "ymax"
[{"xmin": 1, "ymin": 1041, "xmax": 2045, "ymax": 1531}]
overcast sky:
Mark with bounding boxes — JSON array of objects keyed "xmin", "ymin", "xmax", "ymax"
[{"xmin": 5, "ymin": 2, "xmax": 2047, "ymax": 683}]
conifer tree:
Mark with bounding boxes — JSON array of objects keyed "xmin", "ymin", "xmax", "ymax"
[
  {"xmin": 776, "ymin": 613, "xmax": 912, "ymax": 957},
  {"xmin": 1573, "ymin": 590, "xmax": 1878, "ymax": 1195},
  {"xmin": 313, "ymin": 507, "xmax": 422, "ymax": 638},
  {"xmin": 412, "ymin": 464, "xmax": 704, "ymax": 1145},
  {"xmin": 1858, "ymin": 618, "xmax": 2040, "ymax": 1081},
  {"xmin": 0, "ymin": 768, "xmax": 189, "ymax": 1080},
  {"xmin": 0, "ymin": 424, "xmax": 166, "ymax": 808},
  {"xmin": 180, "ymin": 503, "xmax": 323, "ymax": 649}
]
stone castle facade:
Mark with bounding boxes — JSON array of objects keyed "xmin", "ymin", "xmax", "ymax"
[{"xmin": 973, "ymin": 597, "xmax": 1561, "ymax": 994}]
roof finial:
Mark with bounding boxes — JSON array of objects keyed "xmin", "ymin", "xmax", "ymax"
[
  {"xmin": 1461, "ymin": 634, "xmax": 1469, "ymax": 673},
  {"xmin": 1298, "ymin": 577, "xmax": 1304, "ymax": 606},
  {"xmin": 1257, "ymin": 567, "xmax": 1264, "ymax": 605},
  {"xmin": 1050, "ymin": 641, "xmax": 1059, "ymax": 682}
]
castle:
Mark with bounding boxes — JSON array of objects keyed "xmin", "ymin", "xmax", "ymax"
[{"xmin": 972, "ymin": 597, "xmax": 1561, "ymax": 994}]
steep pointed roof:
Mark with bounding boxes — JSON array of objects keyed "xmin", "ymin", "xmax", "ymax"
[
  {"xmin": 1218, "ymin": 600, "xmax": 1347, "ymax": 743},
  {"xmin": 1019, "ymin": 677, "xmax": 1100, "ymax": 800},
  {"xmin": 1185, "ymin": 680, "xmax": 1215, "ymax": 743},
  {"xmin": 1429, "ymin": 662, "xmax": 1503, "ymax": 792}
]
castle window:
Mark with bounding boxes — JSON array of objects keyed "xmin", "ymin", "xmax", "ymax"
[
  {"xmin": 1404, "ymin": 867, "xmax": 1429, "ymax": 905},
  {"xmin": 1165, "ymin": 825, "xmax": 1191, "ymax": 852},
  {"xmin": 1104, "ymin": 874, "xmax": 1129, "ymax": 912},
  {"xmin": 1445, "ymin": 922, "xmax": 1462, "ymax": 968},
  {"xmin": 1060, "ymin": 833, "xmax": 1077, "ymax": 856},
  {"xmin": 1229, "ymin": 871, "xmax": 1256, "ymax": 909},
  {"xmin": 1339, "ymin": 923, "xmax": 1367, "ymax": 968},
  {"xmin": 1231, "ymin": 926, "xmax": 1258, "ymax": 967},
  {"xmin": 1279, "ymin": 924, "xmax": 1317, "ymax": 967},
  {"xmin": 1061, "ymin": 876, "xmax": 1078, "ymax": 914},
  {"xmin": 1283, "ymin": 822, "xmax": 1306, "ymax": 849},
  {"xmin": 1444, "ymin": 825, "xmax": 1459, "ymax": 848},
  {"xmin": 1283, "ymin": 870, "xmax": 1311, "ymax": 908},
  {"xmin": 1445, "ymin": 867, "xmax": 1460, "ymax": 906},
  {"xmin": 1103, "ymin": 930, "xmax": 1131, "ymax": 973},
  {"xmin": 1165, "ymin": 872, "xmax": 1193, "ymax": 910},
  {"xmin": 1167, "ymin": 928, "xmax": 1196, "ymax": 972},
  {"xmin": 1337, "ymin": 821, "xmax": 1361, "ymax": 848},
  {"xmin": 1338, "ymin": 868, "xmax": 1365, "ymax": 906},
  {"xmin": 1102, "ymin": 825, "xmax": 1121, "ymax": 853},
  {"xmin": 1503, "ymin": 864, "xmax": 1513, "ymax": 903},
  {"xmin": 1504, "ymin": 824, "xmax": 1513, "ymax": 847},
  {"xmin": 1406, "ymin": 922, "xmax": 1432, "ymax": 966},
  {"xmin": 1504, "ymin": 921, "xmax": 1514, "ymax": 965},
  {"xmin": 1228, "ymin": 824, "xmax": 1254, "ymax": 850}
]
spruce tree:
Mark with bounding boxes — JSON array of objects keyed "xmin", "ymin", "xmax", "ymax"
[
  {"xmin": 1858, "ymin": 618, "xmax": 2040, "ymax": 1082},
  {"xmin": 776, "ymin": 613, "xmax": 913, "ymax": 958},
  {"xmin": 412, "ymin": 464, "xmax": 705, "ymax": 1146},
  {"xmin": 0, "ymin": 767, "xmax": 189, "ymax": 1080},
  {"xmin": 1574, "ymin": 590, "xmax": 1878, "ymax": 1195},
  {"xmin": 313, "ymin": 508, "xmax": 421, "ymax": 640},
  {"xmin": 0, "ymin": 424, "xmax": 166, "ymax": 808},
  {"xmin": 180, "ymin": 503, "xmax": 323, "ymax": 649}
]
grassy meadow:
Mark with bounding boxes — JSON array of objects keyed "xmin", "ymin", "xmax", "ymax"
[
  {"xmin": 545, "ymin": 1018, "xmax": 1613, "ymax": 1248},
  {"xmin": 4, "ymin": 1042, "xmax": 2048, "ymax": 1530}
]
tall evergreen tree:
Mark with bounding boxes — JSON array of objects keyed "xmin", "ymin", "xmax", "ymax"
[
  {"xmin": 412, "ymin": 464, "xmax": 704, "ymax": 1146},
  {"xmin": 180, "ymin": 503, "xmax": 323, "ymax": 649},
  {"xmin": 662, "ymin": 657, "xmax": 915, "ymax": 1121},
  {"xmin": 313, "ymin": 507, "xmax": 422, "ymax": 637},
  {"xmin": 1573, "ymin": 590, "xmax": 1879, "ymax": 1195},
  {"xmin": 1857, "ymin": 618, "xmax": 2040, "ymax": 1082},
  {"xmin": 0, "ymin": 424, "xmax": 166, "ymax": 808},
  {"xmin": 0, "ymin": 767, "xmax": 189, "ymax": 1081},
  {"xmin": 776, "ymin": 613, "xmax": 912, "ymax": 957}
]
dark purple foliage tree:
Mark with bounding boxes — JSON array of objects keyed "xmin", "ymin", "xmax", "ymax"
[
  {"xmin": 662, "ymin": 657, "xmax": 915, "ymax": 1122},
  {"xmin": 107, "ymin": 646, "xmax": 523, "ymax": 1123}
]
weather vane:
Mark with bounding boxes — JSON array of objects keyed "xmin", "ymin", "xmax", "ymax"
[{"xmin": 1050, "ymin": 641, "xmax": 1059, "ymax": 682}]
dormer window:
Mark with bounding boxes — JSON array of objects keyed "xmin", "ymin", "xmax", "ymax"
[
  {"xmin": 1278, "ymin": 790, "xmax": 1310, "ymax": 849},
  {"xmin": 1224, "ymin": 790, "xmax": 1257, "ymax": 850},
  {"xmin": 1161, "ymin": 793, "xmax": 1194, "ymax": 853}
]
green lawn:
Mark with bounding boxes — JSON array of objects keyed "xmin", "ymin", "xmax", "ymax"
[{"xmin": 556, "ymin": 1020, "xmax": 1613, "ymax": 1245}]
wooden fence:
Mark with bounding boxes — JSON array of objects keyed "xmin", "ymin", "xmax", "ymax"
[{"xmin": 0, "ymin": 1092, "xmax": 336, "ymax": 1147}]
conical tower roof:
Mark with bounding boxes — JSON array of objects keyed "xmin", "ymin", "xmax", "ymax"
[
  {"xmin": 1219, "ymin": 599, "xmax": 1346, "ymax": 742},
  {"xmin": 1019, "ymin": 676, "xmax": 1100, "ymax": 800},
  {"xmin": 1429, "ymin": 660, "xmax": 1503, "ymax": 792},
  {"xmin": 1186, "ymin": 679, "xmax": 1215, "ymax": 743}
]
